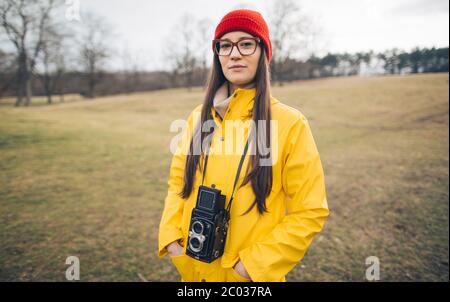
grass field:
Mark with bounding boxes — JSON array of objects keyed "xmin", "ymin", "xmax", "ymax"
[{"xmin": 0, "ymin": 73, "xmax": 448, "ymax": 281}]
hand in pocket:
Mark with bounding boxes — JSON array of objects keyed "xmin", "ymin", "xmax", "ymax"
[
  {"xmin": 233, "ymin": 260, "xmax": 251, "ymax": 280},
  {"xmin": 228, "ymin": 267, "xmax": 252, "ymax": 282},
  {"xmin": 167, "ymin": 240, "xmax": 184, "ymax": 257},
  {"xmin": 170, "ymin": 254, "xmax": 195, "ymax": 281}
]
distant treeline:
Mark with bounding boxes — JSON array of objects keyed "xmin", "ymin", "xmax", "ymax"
[
  {"xmin": 1, "ymin": 1, "xmax": 448, "ymax": 105},
  {"xmin": 283, "ymin": 47, "xmax": 449, "ymax": 79},
  {"xmin": 1, "ymin": 46, "xmax": 448, "ymax": 100}
]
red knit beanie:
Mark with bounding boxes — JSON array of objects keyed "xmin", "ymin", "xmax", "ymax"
[{"xmin": 213, "ymin": 9, "xmax": 272, "ymax": 63}]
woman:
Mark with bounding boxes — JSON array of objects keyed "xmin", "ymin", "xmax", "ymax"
[{"xmin": 158, "ymin": 9, "xmax": 329, "ymax": 282}]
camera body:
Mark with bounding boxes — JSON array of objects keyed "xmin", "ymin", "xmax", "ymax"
[{"xmin": 186, "ymin": 185, "xmax": 230, "ymax": 263}]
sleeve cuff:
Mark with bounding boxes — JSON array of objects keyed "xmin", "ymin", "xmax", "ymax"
[{"xmin": 158, "ymin": 228, "xmax": 184, "ymax": 258}]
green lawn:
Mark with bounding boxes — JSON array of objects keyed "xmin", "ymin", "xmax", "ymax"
[{"xmin": 0, "ymin": 73, "xmax": 448, "ymax": 281}]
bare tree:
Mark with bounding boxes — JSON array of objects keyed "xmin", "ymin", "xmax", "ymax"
[
  {"xmin": 53, "ymin": 41, "xmax": 69, "ymax": 102},
  {"xmin": 195, "ymin": 18, "xmax": 214, "ymax": 86},
  {"xmin": 163, "ymin": 13, "xmax": 199, "ymax": 91},
  {"xmin": 120, "ymin": 47, "xmax": 143, "ymax": 94},
  {"xmin": 35, "ymin": 21, "xmax": 70, "ymax": 104},
  {"xmin": 38, "ymin": 36, "xmax": 56, "ymax": 103},
  {"xmin": 0, "ymin": 0, "xmax": 61, "ymax": 106},
  {"xmin": 268, "ymin": 0, "xmax": 319, "ymax": 85},
  {"xmin": 78, "ymin": 13, "xmax": 111, "ymax": 99},
  {"xmin": 0, "ymin": 49, "xmax": 15, "ymax": 98}
]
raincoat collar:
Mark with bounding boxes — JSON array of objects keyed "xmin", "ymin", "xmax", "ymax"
[{"xmin": 211, "ymin": 81, "xmax": 278, "ymax": 121}]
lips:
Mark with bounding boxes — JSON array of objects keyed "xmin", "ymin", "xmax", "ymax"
[{"xmin": 229, "ymin": 65, "xmax": 246, "ymax": 69}]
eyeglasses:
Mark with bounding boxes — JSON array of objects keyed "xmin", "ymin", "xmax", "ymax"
[{"xmin": 212, "ymin": 37, "xmax": 261, "ymax": 56}]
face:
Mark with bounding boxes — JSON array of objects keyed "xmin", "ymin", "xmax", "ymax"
[{"xmin": 217, "ymin": 31, "xmax": 262, "ymax": 87}]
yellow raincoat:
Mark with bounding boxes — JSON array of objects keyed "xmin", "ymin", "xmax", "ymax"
[{"xmin": 158, "ymin": 86, "xmax": 329, "ymax": 282}]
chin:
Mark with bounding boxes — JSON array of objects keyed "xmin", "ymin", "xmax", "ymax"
[{"xmin": 227, "ymin": 75, "xmax": 250, "ymax": 84}]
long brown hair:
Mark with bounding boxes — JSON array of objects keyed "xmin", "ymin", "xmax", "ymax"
[{"xmin": 179, "ymin": 43, "xmax": 273, "ymax": 215}]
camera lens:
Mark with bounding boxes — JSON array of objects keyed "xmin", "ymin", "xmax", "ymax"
[
  {"xmin": 192, "ymin": 221, "xmax": 204, "ymax": 234},
  {"xmin": 190, "ymin": 238, "xmax": 201, "ymax": 249},
  {"xmin": 189, "ymin": 237, "xmax": 203, "ymax": 253},
  {"xmin": 188, "ymin": 221, "xmax": 206, "ymax": 253}
]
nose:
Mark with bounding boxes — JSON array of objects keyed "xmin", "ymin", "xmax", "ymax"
[{"xmin": 229, "ymin": 44, "xmax": 242, "ymax": 59}]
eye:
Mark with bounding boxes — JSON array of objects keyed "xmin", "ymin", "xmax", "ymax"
[
  {"xmin": 220, "ymin": 43, "xmax": 231, "ymax": 49},
  {"xmin": 239, "ymin": 41, "xmax": 254, "ymax": 48}
]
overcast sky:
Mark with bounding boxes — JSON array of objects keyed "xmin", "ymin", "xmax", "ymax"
[{"xmin": 76, "ymin": 0, "xmax": 448, "ymax": 71}]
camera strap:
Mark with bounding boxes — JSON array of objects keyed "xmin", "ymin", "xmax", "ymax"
[{"xmin": 201, "ymin": 135, "xmax": 250, "ymax": 213}]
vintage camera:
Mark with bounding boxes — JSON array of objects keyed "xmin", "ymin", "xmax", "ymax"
[{"xmin": 186, "ymin": 184, "xmax": 230, "ymax": 263}]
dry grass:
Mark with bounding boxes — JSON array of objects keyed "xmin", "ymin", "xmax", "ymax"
[{"xmin": 0, "ymin": 73, "xmax": 448, "ymax": 281}]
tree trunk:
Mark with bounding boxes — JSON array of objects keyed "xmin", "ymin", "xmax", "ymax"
[
  {"xmin": 88, "ymin": 78, "xmax": 95, "ymax": 98},
  {"xmin": 19, "ymin": 52, "xmax": 32, "ymax": 106},
  {"xmin": 59, "ymin": 81, "xmax": 64, "ymax": 102},
  {"xmin": 15, "ymin": 79, "xmax": 23, "ymax": 107},
  {"xmin": 44, "ymin": 74, "xmax": 52, "ymax": 104},
  {"xmin": 15, "ymin": 54, "xmax": 26, "ymax": 106},
  {"xmin": 47, "ymin": 93, "xmax": 52, "ymax": 104},
  {"xmin": 24, "ymin": 74, "xmax": 32, "ymax": 106},
  {"xmin": 87, "ymin": 72, "xmax": 96, "ymax": 99}
]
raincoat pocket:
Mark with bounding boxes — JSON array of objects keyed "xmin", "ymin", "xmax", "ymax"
[
  {"xmin": 170, "ymin": 254, "xmax": 195, "ymax": 282},
  {"xmin": 227, "ymin": 267, "xmax": 252, "ymax": 282}
]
